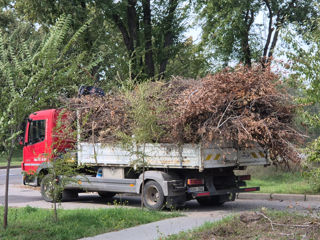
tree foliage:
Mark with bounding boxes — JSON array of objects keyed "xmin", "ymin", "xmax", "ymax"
[
  {"xmin": 0, "ymin": 14, "xmax": 95, "ymax": 228},
  {"xmin": 284, "ymin": 14, "xmax": 320, "ymax": 187},
  {"xmin": 166, "ymin": 37, "xmax": 210, "ymax": 78},
  {"xmin": 304, "ymin": 138, "xmax": 320, "ymax": 191},
  {"xmin": 283, "ymin": 9, "xmax": 320, "ymax": 134},
  {"xmin": 12, "ymin": 0, "xmax": 197, "ymax": 82},
  {"xmin": 41, "ymin": 152, "xmax": 80, "ymax": 222},
  {"xmin": 197, "ymin": 0, "xmax": 318, "ymax": 67}
]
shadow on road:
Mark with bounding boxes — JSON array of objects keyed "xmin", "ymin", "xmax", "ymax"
[
  {"xmin": 0, "ymin": 195, "xmax": 42, "ymax": 204},
  {"xmin": 70, "ymin": 193, "xmax": 320, "ymax": 215}
]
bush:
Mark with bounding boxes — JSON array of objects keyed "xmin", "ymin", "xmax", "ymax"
[{"xmin": 304, "ymin": 137, "xmax": 320, "ymax": 191}]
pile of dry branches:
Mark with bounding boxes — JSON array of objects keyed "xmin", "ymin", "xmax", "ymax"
[{"xmin": 67, "ymin": 65, "xmax": 304, "ymax": 163}]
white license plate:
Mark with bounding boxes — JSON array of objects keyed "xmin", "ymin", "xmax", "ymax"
[{"xmin": 188, "ymin": 186, "xmax": 204, "ymax": 192}]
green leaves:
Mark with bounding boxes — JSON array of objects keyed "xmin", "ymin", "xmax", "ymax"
[
  {"xmin": 0, "ymin": 14, "xmax": 94, "ymax": 151},
  {"xmin": 197, "ymin": 0, "xmax": 318, "ymax": 67},
  {"xmin": 284, "ymin": 15, "xmax": 320, "ymax": 129},
  {"xmin": 304, "ymin": 137, "xmax": 320, "ymax": 191},
  {"xmin": 284, "ymin": 14, "xmax": 320, "ymax": 190}
]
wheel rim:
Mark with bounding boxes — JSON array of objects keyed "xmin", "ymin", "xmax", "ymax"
[{"xmin": 145, "ymin": 186, "xmax": 160, "ymax": 206}]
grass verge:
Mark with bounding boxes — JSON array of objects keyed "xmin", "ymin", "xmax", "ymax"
[
  {"xmin": 0, "ymin": 149, "xmax": 22, "ymax": 167},
  {"xmin": 245, "ymin": 166, "xmax": 316, "ymax": 194},
  {"xmin": 0, "ymin": 206, "xmax": 181, "ymax": 240},
  {"xmin": 165, "ymin": 210, "xmax": 320, "ymax": 240}
]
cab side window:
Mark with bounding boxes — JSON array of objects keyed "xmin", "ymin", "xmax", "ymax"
[{"xmin": 28, "ymin": 120, "xmax": 46, "ymax": 144}]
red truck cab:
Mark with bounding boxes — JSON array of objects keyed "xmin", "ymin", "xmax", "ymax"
[{"xmin": 22, "ymin": 109, "xmax": 73, "ymax": 184}]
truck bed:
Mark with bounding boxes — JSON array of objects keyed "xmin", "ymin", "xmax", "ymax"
[{"xmin": 77, "ymin": 142, "xmax": 268, "ymax": 170}]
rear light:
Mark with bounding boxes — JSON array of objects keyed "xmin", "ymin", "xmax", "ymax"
[
  {"xmin": 238, "ymin": 175, "xmax": 251, "ymax": 181},
  {"xmin": 196, "ymin": 192, "xmax": 210, "ymax": 197},
  {"xmin": 187, "ymin": 178, "xmax": 204, "ymax": 185},
  {"xmin": 244, "ymin": 187, "xmax": 258, "ymax": 192}
]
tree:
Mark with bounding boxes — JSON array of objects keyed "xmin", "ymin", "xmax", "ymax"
[
  {"xmin": 165, "ymin": 37, "xmax": 210, "ymax": 79},
  {"xmin": 40, "ymin": 152, "xmax": 79, "ymax": 222},
  {"xmin": 118, "ymin": 82, "xmax": 166, "ymax": 209},
  {"xmin": 13, "ymin": 0, "xmax": 189, "ymax": 81},
  {"xmin": 284, "ymin": 14, "xmax": 320, "ymax": 129},
  {"xmin": 0, "ymin": 15, "xmax": 94, "ymax": 229},
  {"xmin": 283, "ymin": 14, "xmax": 320, "ymax": 189},
  {"xmin": 197, "ymin": 0, "xmax": 317, "ymax": 67}
]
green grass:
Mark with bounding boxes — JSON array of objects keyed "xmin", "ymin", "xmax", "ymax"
[
  {"xmin": 0, "ymin": 149, "xmax": 22, "ymax": 167},
  {"xmin": 0, "ymin": 206, "xmax": 181, "ymax": 240},
  {"xmin": 245, "ymin": 166, "xmax": 317, "ymax": 194}
]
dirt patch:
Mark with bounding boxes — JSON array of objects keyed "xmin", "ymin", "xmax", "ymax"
[{"xmin": 196, "ymin": 211, "xmax": 320, "ymax": 240}]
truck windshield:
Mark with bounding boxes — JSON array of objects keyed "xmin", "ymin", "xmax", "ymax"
[{"xmin": 28, "ymin": 120, "xmax": 46, "ymax": 144}]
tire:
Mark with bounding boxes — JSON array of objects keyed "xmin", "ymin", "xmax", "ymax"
[
  {"xmin": 143, "ymin": 181, "xmax": 165, "ymax": 210},
  {"xmin": 98, "ymin": 191, "xmax": 116, "ymax": 198},
  {"xmin": 40, "ymin": 174, "xmax": 61, "ymax": 202},
  {"xmin": 37, "ymin": 171, "xmax": 46, "ymax": 186},
  {"xmin": 196, "ymin": 196, "xmax": 224, "ymax": 206}
]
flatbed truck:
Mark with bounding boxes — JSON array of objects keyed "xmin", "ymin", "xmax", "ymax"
[{"xmin": 22, "ymin": 109, "xmax": 268, "ymax": 210}]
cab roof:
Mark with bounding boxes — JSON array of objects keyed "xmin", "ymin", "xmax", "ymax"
[{"xmin": 29, "ymin": 109, "xmax": 57, "ymax": 119}]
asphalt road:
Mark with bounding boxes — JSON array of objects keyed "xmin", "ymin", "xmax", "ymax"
[
  {"xmin": 0, "ymin": 168, "xmax": 319, "ymax": 217},
  {"xmin": 1, "ymin": 186, "xmax": 319, "ymax": 217},
  {"xmin": 0, "ymin": 168, "xmax": 22, "ymax": 185},
  {"xmin": 1, "ymin": 168, "xmax": 319, "ymax": 240}
]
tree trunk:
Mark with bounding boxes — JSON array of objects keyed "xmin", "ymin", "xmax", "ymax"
[
  {"xmin": 159, "ymin": 0, "xmax": 178, "ymax": 80},
  {"xmin": 53, "ymin": 173, "xmax": 58, "ymax": 222},
  {"xmin": 126, "ymin": 0, "xmax": 140, "ymax": 78},
  {"xmin": 241, "ymin": 34, "xmax": 252, "ymax": 67},
  {"xmin": 142, "ymin": 0, "xmax": 155, "ymax": 79},
  {"xmin": 263, "ymin": 0, "xmax": 296, "ymax": 65},
  {"xmin": 141, "ymin": 164, "xmax": 145, "ymax": 209},
  {"xmin": 53, "ymin": 199, "xmax": 58, "ymax": 222},
  {"xmin": 268, "ymin": 21, "xmax": 280, "ymax": 60},
  {"xmin": 112, "ymin": 0, "xmax": 140, "ymax": 79},
  {"xmin": 262, "ymin": 0, "xmax": 273, "ymax": 65},
  {"xmin": 112, "ymin": 14, "xmax": 133, "ymax": 54},
  {"xmin": 127, "ymin": 0, "xmax": 138, "ymax": 50},
  {"xmin": 3, "ymin": 146, "xmax": 14, "ymax": 229},
  {"xmin": 241, "ymin": 9, "xmax": 254, "ymax": 67}
]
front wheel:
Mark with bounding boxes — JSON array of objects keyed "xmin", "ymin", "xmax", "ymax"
[
  {"xmin": 40, "ymin": 174, "xmax": 61, "ymax": 202},
  {"xmin": 142, "ymin": 181, "xmax": 165, "ymax": 210}
]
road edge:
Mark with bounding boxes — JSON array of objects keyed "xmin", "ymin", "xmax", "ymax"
[
  {"xmin": 0, "ymin": 165, "xmax": 20, "ymax": 170},
  {"xmin": 237, "ymin": 192, "xmax": 320, "ymax": 201}
]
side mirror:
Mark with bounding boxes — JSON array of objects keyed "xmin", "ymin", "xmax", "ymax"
[{"xmin": 18, "ymin": 136, "xmax": 25, "ymax": 146}]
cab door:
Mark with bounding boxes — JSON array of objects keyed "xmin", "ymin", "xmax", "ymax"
[{"xmin": 23, "ymin": 119, "xmax": 50, "ymax": 174}]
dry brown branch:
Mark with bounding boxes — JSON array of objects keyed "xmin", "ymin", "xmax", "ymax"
[
  {"xmin": 257, "ymin": 211, "xmax": 320, "ymax": 231},
  {"xmin": 64, "ymin": 64, "xmax": 305, "ymax": 165},
  {"xmin": 257, "ymin": 212, "xmax": 275, "ymax": 231}
]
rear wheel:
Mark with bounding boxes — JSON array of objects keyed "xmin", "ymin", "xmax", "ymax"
[{"xmin": 143, "ymin": 181, "xmax": 165, "ymax": 210}]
